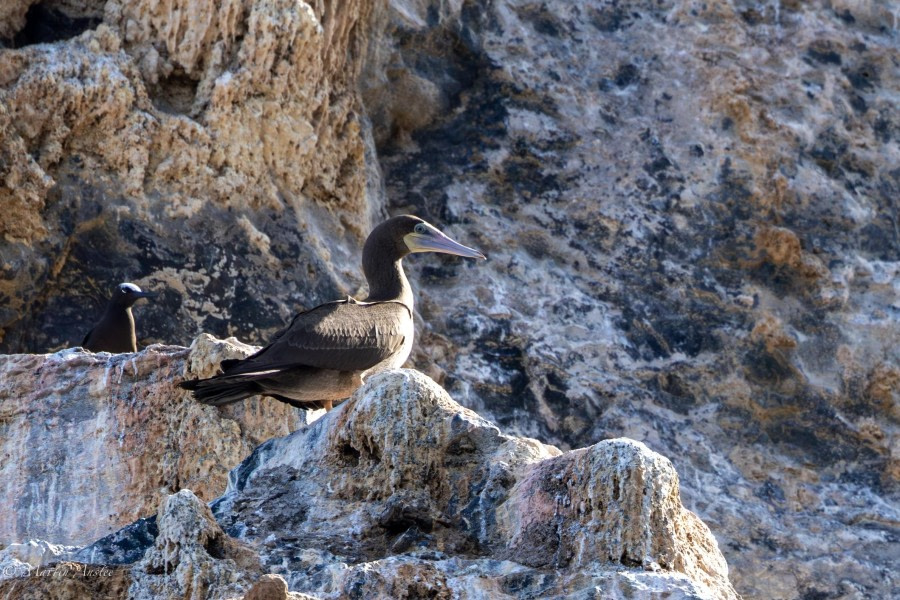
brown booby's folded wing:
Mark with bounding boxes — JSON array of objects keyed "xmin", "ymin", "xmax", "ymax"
[{"xmin": 220, "ymin": 300, "xmax": 411, "ymax": 375}]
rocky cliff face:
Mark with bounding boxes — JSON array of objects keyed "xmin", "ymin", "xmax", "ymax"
[
  {"xmin": 0, "ymin": 348, "xmax": 739, "ymax": 599},
  {"xmin": 0, "ymin": 1, "xmax": 897, "ymax": 598},
  {"xmin": 0, "ymin": 335, "xmax": 313, "ymax": 547},
  {"xmin": 0, "ymin": 0, "xmax": 375, "ymax": 352}
]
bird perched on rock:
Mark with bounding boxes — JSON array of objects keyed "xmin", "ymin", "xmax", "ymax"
[
  {"xmin": 180, "ymin": 215, "xmax": 485, "ymax": 410},
  {"xmin": 82, "ymin": 283, "xmax": 156, "ymax": 353}
]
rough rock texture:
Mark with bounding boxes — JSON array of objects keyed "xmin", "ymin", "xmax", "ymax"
[
  {"xmin": 0, "ymin": 539, "xmax": 77, "ymax": 579},
  {"xmin": 0, "ymin": 0, "xmax": 32, "ymax": 42},
  {"xmin": 208, "ymin": 369, "xmax": 734, "ymax": 598},
  {"xmin": 244, "ymin": 574, "xmax": 317, "ymax": 600},
  {"xmin": 0, "ymin": 561, "xmax": 131, "ymax": 600},
  {"xmin": 0, "ymin": 1, "xmax": 897, "ymax": 598},
  {"xmin": 0, "ymin": 336, "xmax": 312, "ymax": 547},
  {"xmin": 1, "ymin": 368, "xmax": 738, "ymax": 599},
  {"xmin": 128, "ymin": 489, "xmax": 263, "ymax": 600},
  {"xmin": 0, "ymin": 0, "xmax": 375, "ymax": 352},
  {"xmin": 367, "ymin": 4, "xmax": 900, "ymax": 599}
]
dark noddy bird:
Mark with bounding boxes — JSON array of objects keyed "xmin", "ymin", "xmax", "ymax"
[
  {"xmin": 82, "ymin": 282, "xmax": 157, "ymax": 353},
  {"xmin": 180, "ymin": 215, "xmax": 485, "ymax": 410}
]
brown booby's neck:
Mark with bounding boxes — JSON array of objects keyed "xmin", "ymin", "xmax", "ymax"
[{"xmin": 363, "ymin": 257, "xmax": 414, "ymax": 309}]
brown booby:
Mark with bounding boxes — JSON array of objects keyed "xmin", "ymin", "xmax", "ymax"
[
  {"xmin": 179, "ymin": 215, "xmax": 485, "ymax": 410},
  {"xmin": 82, "ymin": 282, "xmax": 156, "ymax": 353}
]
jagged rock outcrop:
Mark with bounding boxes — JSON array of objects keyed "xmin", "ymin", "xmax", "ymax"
[
  {"xmin": 208, "ymin": 369, "xmax": 734, "ymax": 595},
  {"xmin": 129, "ymin": 489, "xmax": 263, "ymax": 600},
  {"xmin": 0, "ymin": 335, "xmax": 312, "ymax": 547},
  {"xmin": 0, "ymin": 365, "xmax": 738, "ymax": 599},
  {"xmin": 0, "ymin": 539, "xmax": 77, "ymax": 580},
  {"xmin": 0, "ymin": 1, "xmax": 896, "ymax": 598}
]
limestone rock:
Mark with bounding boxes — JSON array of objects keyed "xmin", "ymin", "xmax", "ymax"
[
  {"xmin": 0, "ymin": 0, "xmax": 896, "ymax": 598},
  {"xmin": 3, "ymin": 368, "xmax": 733, "ymax": 599},
  {"xmin": 203, "ymin": 369, "xmax": 737, "ymax": 599},
  {"xmin": 130, "ymin": 489, "xmax": 262, "ymax": 600},
  {"xmin": 244, "ymin": 574, "xmax": 287, "ymax": 600},
  {"xmin": 366, "ymin": 3, "xmax": 900, "ymax": 598},
  {"xmin": 242, "ymin": 573, "xmax": 318, "ymax": 600},
  {"xmin": 497, "ymin": 439, "xmax": 729, "ymax": 592},
  {"xmin": 0, "ymin": 0, "xmax": 33, "ymax": 41},
  {"xmin": 0, "ymin": 0, "xmax": 374, "ymax": 354},
  {"xmin": 0, "ymin": 338, "xmax": 312, "ymax": 547},
  {"xmin": 0, "ymin": 561, "xmax": 131, "ymax": 599},
  {"xmin": 0, "ymin": 539, "xmax": 77, "ymax": 580}
]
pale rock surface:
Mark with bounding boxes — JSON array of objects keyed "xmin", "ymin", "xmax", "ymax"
[
  {"xmin": 0, "ymin": 539, "xmax": 76, "ymax": 579},
  {"xmin": 0, "ymin": 337, "xmax": 312, "ymax": 547},
  {"xmin": 1, "ymin": 367, "xmax": 737, "ymax": 599},
  {"xmin": 128, "ymin": 489, "xmax": 263, "ymax": 600},
  {"xmin": 207, "ymin": 368, "xmax": 734, "ymax": 598},
  {"xmin": 0, "ymin": 1, "xmax": 897, "ymax": 598}
]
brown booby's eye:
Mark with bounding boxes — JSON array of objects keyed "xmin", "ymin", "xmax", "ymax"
[{"xmin": 414, "ymin": 224, "xmax": 427, "ymax": 234}]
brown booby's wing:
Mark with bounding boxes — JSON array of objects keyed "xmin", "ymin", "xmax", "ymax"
[{"xmin": 221, "ymin": 300, "xmax": 411, "ymax": 375}]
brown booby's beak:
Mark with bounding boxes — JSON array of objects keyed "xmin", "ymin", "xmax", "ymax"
[{"xmin": 405, "ymin": 224, "xmax": 486, "ymax": 260}]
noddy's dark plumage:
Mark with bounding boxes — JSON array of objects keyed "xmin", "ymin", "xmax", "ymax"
[
  {"xmin": 82, "ymin": 283, "xmax": 156, "ymax": 353},
  {"xmin": 180, "ymin": 215, "xmax": 485, "ymax": 410}
]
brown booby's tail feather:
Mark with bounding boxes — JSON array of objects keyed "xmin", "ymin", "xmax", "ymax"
[
  {"xmin": 179, "ymin": 378, "xmax": 331, "ymax": 410},
  {"xmin": 178, "ymin": 378, "xmax": 258, "ymax": 407}
]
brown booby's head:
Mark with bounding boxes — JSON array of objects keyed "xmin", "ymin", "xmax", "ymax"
[
  {"xmin": 109, "ymin": 282, "xmax": 157, "ymax": 309},
  {"xmin": 364, "ymin": 215, "xmax": 486, "ymax": 264}
]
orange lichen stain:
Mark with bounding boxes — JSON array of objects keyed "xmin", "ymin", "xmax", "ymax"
[
  {"xmin": 750, "ymin": 314, "xmax": 797, "ymax": 352},
  {"xmin": 751, "ymin": 226, "xmax": 828, "ymax": 281}
]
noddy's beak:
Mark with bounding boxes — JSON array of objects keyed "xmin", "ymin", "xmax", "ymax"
[
  {"xmin": 405, "ymin": 228, "xmax": 486, "ymax": 260},
  {"xmin": 135, "ymin": 291, "xmax": 157, "ymax": 299}
]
